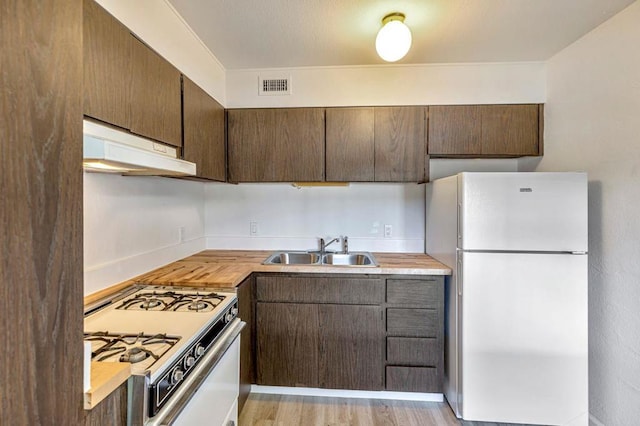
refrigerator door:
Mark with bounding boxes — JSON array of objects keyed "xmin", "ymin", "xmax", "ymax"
[
  {"xmin": 459, "ymin": 251, "xmax": 588, "ymax": 425},
  {"xmin": 458, "ymin": 172, "xmax": 588, "ymax": 252}
]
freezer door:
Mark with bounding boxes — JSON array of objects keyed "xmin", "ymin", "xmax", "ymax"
[
  {"xmin": 459, "ymin": 252, "xmax": 588, "ymax": 425},
  {"xmin": 458, "ymin": 172, "xmax": 588, "ymax": 252}
]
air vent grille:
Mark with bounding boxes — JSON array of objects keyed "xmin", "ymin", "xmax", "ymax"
[{"xmin": 258, "ymin": 76, "xmax": 291, "ymax": 95}]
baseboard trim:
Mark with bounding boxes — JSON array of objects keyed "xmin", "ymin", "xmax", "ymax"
[{"xmin": 250, "ymin": 385, "xmax": 444, "ymax": 402}]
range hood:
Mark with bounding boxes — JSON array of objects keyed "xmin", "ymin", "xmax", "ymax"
[{"xmin": 83, "ymin": 120, "xmax": 196, "ymax": 176}]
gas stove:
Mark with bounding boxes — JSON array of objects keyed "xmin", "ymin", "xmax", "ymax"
[{"xmin": 84, "ymin": 285, "xmax": 240, "ymax": 421}]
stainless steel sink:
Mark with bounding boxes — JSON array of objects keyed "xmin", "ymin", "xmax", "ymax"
[
  {"xmin": 262, "ymin": 252, "xmax": 321, "ymax": 265},
  {"xmin": 322, "ymin": 253, "xmax": 378, "ymax": 266},
  {"xmin": 263, "ymin": 251, "xmax": 378, "ymax": 267}
]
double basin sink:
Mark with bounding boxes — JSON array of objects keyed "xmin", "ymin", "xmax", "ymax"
[{"xmin": 263, "ymin": 251, "xmax": 378, "ymax": 267}]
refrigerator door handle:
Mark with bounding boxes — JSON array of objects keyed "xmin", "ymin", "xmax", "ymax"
[
  {"xmin": 457, "ymin": 203, "xmax": 463, "ymax": 244},
  {"xmin": 457, "ymin": 253, "xmax": 463, "ymax": 296}
]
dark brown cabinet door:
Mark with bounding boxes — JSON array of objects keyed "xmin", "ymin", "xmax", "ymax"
[
  {"xmin": 182, "ymin": 77, "xmax": 225, "ymax": 181},
  {"xmin": 130, "ymin": 37, "xmax": 182, "ymax": 147},
  {"xmin": 428, "ymin": 104, "xmax": 541, "ymax": 157},
  {"xmin": 318, "ymin": 305, "xmax": 383, "ymax": 390},
  {"xmin": 325, "ymin": 108, "xmax": 375, "ymax": 181},
  {"xmin": 84, "ymin": 382, "xmax": 127, "ymax": 425},
  {"xmin": 256, "ymin": 302, "xmax": 319, "ymax": 387},
  {"xmin": 428, "ymin": 105, "xmax": 481, "ymax": 155},
  {"xmin": 374, "ymin": 107, "xmax": 427, "ymax": 182},
  {"xmin": 481, "ymin": 104, "xmax": 540, "ymax": 156},
  {"xmin": 83, "ymin": 0, "xmax": 131, "ymax": 129},
  {"xmin": 237, "ymin": 277, "xmax": 254, "ymax": 414},
  {"xmin": 3, "ymin": 1, "xmax": 83, "ymax": 423},
  {"xmin": 227, "ymin": 108, "xmax": 325, "ymax": 182}
]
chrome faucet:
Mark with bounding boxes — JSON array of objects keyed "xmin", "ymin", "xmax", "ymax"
[
  {"xmin": 319, "ymin": 236, "xmax": 349, "ymax": 255},
  {"xmin": 319, "ymin": 237, "xmax": 340, "ymax": 255}
]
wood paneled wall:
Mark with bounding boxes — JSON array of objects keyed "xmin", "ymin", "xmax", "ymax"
[{"xmin": 1, "ymin": 0, "xmax": 83, "ymax": 424}]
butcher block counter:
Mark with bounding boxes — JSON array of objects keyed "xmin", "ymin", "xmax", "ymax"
[
  {"xmin": 134, "ymin": 250, "xmax": 450, "ymax": 287},
  {"xmin": 83, "ymin": 250, "xmax": 451, "ymax": 409}
]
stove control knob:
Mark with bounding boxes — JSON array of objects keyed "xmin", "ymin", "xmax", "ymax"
[
  {"xmin": 195, "ymin": 344, "xmax": 205, "ymax": 357},
  {"xmin": 225, "ymin": 312, "xmax": 234, "ymax": 323},
  {"xmin": 184, "ymin": 355, "xmax": 195, "ymax": 368},
  {"xmin": 231, "ymin": 307, "xmax": 238, "ymax": 316},
  {"xmin": 171, "ymin": 368, "xmax": 184, "ymax": 384}
]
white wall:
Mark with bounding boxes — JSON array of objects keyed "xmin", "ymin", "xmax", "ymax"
[
  {"xmin": 521, "ymin": 2, "xmax": 640, "ymax": 425},
  {"xmin": 204, "ymin": 183, "xmax": 425, "ymax": 253},
  {"xmin": 96, "ymin": 0, "xmax": 226, "ymax": 104},
  {"xmin": 226, "ymin": 62, "xmax": 545, "ymax": 108},
  {"xmin": 84, "ymin": 174, "xmax": 206, "ymax": 295}
]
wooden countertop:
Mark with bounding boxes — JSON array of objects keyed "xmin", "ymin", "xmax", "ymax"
[
  {"xmin": 83, "ymin": 250, "xmax": 451, "ymax": 409},
  {"xmin": 84, "ymin": 362, "xmax": 130, "ymax": 410},
  {"xmin": 129, "ymin": 250, "xmax": 452, "ymax": 289}
]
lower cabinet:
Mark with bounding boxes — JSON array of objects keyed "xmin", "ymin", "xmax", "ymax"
[
  {"xmin": 256, "ymin": 302, "xmax": 320, "ymax": 387},
  {"xmin": 256, "ymin": 302, "xmax": 384, "ymax": 391},
  {"xmin": 84, "ymin": 382, "xmax": 127, "ymax": 426},
  {"xmin": 236, "ymin": 276, "xmax": 255, "ymax": 414},
  {"xmin": 384, "ymin": 277, "xmax": 444, "ymax": 393},
  {"xmin": 319, "ymin": 304, "xmax": 383, "ymax": 390},
  {"xmin": 253, "ymin": 274, "xmax": 444, "ymax": 394},
  {"xmin": 255, "ymin": 275, "xmax": 384, "ymax": 391}
]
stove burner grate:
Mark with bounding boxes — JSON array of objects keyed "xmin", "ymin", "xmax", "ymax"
[
  {"xmin": 85, "ymin": 332, "xmax": 180, "ymax": 367},
  {"xmin": 116, "ymin": 289, "xmax": 227, "ymax": 313}
]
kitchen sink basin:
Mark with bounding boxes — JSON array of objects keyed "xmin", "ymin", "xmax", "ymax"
[
  {"xmin": 321, "ymin": 253, "xmax": 377, "ymax": 266},
  {"xmin": 263, "ymin": 251, "xmax": 378, "ymax": 267},
  {"xmin": 263, "ymin": 252, "xmax": 321, "ymax": 265}
]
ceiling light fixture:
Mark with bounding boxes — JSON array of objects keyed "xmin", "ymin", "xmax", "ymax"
[{"xmin": 375, "ymin": 12, "xmax": 412, "ymax": 62}]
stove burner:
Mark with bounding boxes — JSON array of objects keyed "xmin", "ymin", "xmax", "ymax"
[
  {"xmin": 118, "ymin": 292, "xmax": 175, "ymax": 311},
  {"xmin": 122, "ymin": 347, "xmax": 150, "ymax": 363},
  {"xmin": 116, "ymin": 288, "xmax": 227, "ymax": 313},
  {"xmin": 141, "ymin": 299, "xmax": 162, "ymax": 309},
  {"xmin": 188, "ymin": 300, "xmax": 207, "ymax": 311},
  {"xmin": 84, "ymin": 332, "xmax": 180, "ymax": 368}
]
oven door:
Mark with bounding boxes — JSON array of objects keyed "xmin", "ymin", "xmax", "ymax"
[{"xmin": 146, "ymin": 319, "xmax": 245, "ymax": 426}]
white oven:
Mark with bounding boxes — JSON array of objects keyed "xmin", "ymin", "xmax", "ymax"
[{"xmin": 172, "ymin": 334, "xmax": 240, "ymax": 425}]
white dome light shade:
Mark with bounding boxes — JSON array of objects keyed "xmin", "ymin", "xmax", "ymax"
[{"xmin": 375, "ymin": 14, "xmax": 412, "ymax": 62}]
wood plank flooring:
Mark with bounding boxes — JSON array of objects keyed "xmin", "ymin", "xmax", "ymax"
[{"xmin": 239, "ymin": 393, "xmax": 525, "ymax": 426}]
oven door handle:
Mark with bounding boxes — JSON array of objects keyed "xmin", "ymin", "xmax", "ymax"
[{"xmin": 148, "ymin": 319, "xmax": 246, "ymax": 426}]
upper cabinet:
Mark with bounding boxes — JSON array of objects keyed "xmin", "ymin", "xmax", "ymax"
[
  {"xmin": 374, "ymin": 107, "xmax": 428, "ymax": 182},
  {"xmin": 83, "ymin": 0, "xmax": 182, "ymax": 148},
  {"xmin": 325, "ymin": 108, "xmax": 375, "ymax": 182},
  {"xmin": 326, "ymin": 107, "xmax": 427, "ymax": 182},
  {"xmin": 227, "ymin": 108, "xmax": 325, "ymax": 182},
  {"xmin": 428, "ymin": 104, "xmax": 542, "ymax": 157},
  {"xmin": 129, "ymin": 37, "xmax": 182, "ymax": 147},
  {"xmin": 83, "ymin": 0, "xmax": 131, "ymax": 130},
  {"xmin": 182, "ymin": 77, "xmax": 226, "ymax": 181}
]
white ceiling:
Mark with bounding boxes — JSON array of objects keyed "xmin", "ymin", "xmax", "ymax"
[{"xmin": 167, "ymin": 0, "xmax": 635, "ymax": 70}]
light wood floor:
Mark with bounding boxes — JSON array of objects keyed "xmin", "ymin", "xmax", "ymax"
[{"xmin": 239, "ymin": 393, "xmax": 528, "ymax": 426}]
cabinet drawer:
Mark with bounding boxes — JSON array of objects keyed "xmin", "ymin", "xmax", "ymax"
[
  {"xmin": 256, "ymin": 276, "xmax": 384, "ymax": 304},
  {"xmin": 386, "ymin": 279, "xmax": 442, "ymax": 307},
  {"xmin": 387, "ymin": 309, "xmax": 439, "ymax": 337},
  {"xmin": 386, "ymin": 337, "xmax": 439, "ymax": 366},
  {"xmin": 386, "ymin": 366, "xmax": 440, "ymax": 392}
]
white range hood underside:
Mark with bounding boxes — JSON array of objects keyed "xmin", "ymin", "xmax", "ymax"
[{"xmin": 83, "ymin": 120, "xmax": 196, "ymax": 176}]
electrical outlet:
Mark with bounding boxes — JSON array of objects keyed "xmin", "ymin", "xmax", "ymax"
[
  {"xmin": 250, "ymin": 221, "xmax": 258, "ymax": 236},
  {"xmin": 178, "ymin": 226, "xmax": 186, "ymax": 243},
  {"xmin": 384, "ymin": 224, "xmax": 392, "ymax": 238}
]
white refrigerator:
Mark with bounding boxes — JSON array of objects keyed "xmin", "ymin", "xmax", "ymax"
[{"xmin": 426, "ymin": 172, "xmax": 588, "ymax": 425}]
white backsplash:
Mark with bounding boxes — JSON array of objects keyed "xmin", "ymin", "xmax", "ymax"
[
  {"xmin": 83, "ymin": 173, "xmax": 206, "ymax": 295},
  {"xmin": 204, "ymin": 182, "xmax": 426, "ymax": 253}
]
